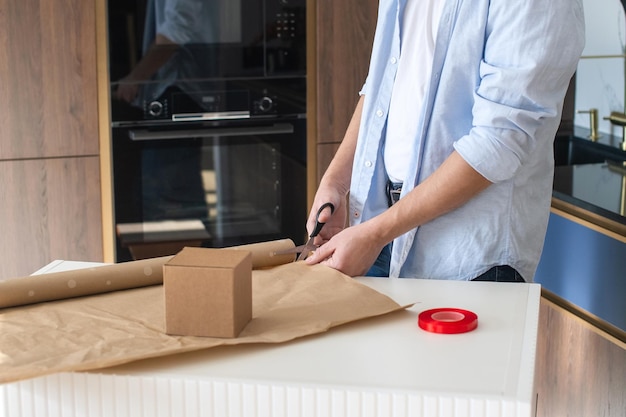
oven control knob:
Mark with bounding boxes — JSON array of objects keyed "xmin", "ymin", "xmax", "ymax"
[
  {"xmin": 258, "ymin": 96, "xmax": 274, "ymax": 112},
  {"xmin": 148, "ymin": 101, "xmax": 164, "ymax": 117}
]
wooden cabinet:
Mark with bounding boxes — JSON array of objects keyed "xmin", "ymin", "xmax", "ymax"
[
  {"xmin": 0, "ymin": 0, "xmax": 99, "ymax": 160},
  {"xmin": 535, "ymin": 295, "xmax": 626, "ymax": 417},
  {"xmin": 0, "ymin": 158, "xmax": 102, "ymax": 278},
  {"xmin": 0, "ymin": 0, "xmax": 104, "ymax": 279},
  {"xmin": 309, "ymin": 0, "xmax": 378, "ymax": 187}
]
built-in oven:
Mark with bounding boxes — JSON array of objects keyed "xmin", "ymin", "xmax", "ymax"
[
  {"xmin": 107, "ymin": 0, "xmax": 307, "ymax": 261},
  {"xmin": 112, "ymin": 114, "xmax": 306, "ymax": 262}
]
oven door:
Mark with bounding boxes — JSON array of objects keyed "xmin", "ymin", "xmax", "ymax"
[{"xmin": 112, "ymin": 119, "xmax": 306, "ymax": 261}]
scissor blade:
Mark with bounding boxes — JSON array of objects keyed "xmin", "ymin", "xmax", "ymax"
[{"xmin": 296, "ymin": 237, "xmax": 316, "ymax": 261}]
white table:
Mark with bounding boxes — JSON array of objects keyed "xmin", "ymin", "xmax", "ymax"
[{"xmin": 1, "ymin": 261, "xmax": 541, "ymax": 417}]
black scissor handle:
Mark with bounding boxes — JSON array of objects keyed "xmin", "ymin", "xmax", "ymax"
[{"xmin": 310, "ymin": 202, "xmax": 335, "ymax": 238}]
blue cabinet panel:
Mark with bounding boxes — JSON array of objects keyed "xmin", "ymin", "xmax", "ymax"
[{"xmin": 535, "ymin": 212, "xmax": 626, "ymax": 331}]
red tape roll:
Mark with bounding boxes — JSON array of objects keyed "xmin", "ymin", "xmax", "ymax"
[{"xmin": 418, "ymin": 308, "xmax": 478, "ymax": 334}]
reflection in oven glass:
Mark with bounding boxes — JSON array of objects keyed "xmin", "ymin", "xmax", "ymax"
[
  {"xmin": 140, "ymin": 137, "xmax": 281, "ymax": 241},
  {"xmin": 108, "ymin": 0, "xmax": 306, "ymax": 124}
]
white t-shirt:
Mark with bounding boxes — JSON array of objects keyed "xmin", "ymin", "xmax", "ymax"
[{"xmin": 384, "ymin": 0, "xmax": 445, "ymax": 183}]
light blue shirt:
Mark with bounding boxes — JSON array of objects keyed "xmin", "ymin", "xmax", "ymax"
[{"xmin": 350, "ymin": 0, "xmax": 585, "ymax": 280}]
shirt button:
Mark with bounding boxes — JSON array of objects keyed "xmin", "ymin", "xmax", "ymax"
[
  {"xmin": 365, "ymin": 160, "xmax": 372, "ymax": 167},
  {"xmin": 353, "ymin": 211, "xmax": 359, "ymax": 218},
  {"xmin": 376, "ymin": 109, "xmax": 384, "ymax": 117},
  {"xmin": 390, "ymin": 57, "xmax": 397, "ymax": 64}
]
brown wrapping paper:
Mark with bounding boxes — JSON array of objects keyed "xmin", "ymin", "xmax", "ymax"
[
  {"xmin": 0, "ymin": 239, "xmax": 296, "ymax": 309},
  {"xmin": 0, "ymin": 262, "xmax": 405, "ymax": 384}
]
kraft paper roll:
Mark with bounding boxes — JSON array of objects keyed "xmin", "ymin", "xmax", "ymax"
[
  {"xmin": 227, "ymin": 239, "xmax": 296, "ymax": 268},
  {"xmin": 0, "ymin": 239, "xmax": 296, "ymax": 309}
]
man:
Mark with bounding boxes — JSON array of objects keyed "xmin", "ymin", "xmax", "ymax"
[{"xmin": 305, "ymin": 0, "xmax": 585, "ymax": 281}]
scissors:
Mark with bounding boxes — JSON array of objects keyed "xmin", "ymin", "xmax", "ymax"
[{"xmin": 274, "ymin": 202, "xmax": 335, "ymax": 261}]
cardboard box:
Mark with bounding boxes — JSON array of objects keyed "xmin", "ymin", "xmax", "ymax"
[{"xmin": 163, "ymin": 247, "xmax": 252, "ymax": 338}]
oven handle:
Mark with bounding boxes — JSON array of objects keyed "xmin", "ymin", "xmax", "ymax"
[{"xmin": 128, "ymin": 123, "xmax": 295, "ymax": 141}]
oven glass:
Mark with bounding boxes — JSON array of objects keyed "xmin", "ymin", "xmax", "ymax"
[
  {"xmin": 108, "ymin": 0, "xmax": 306, "ymax": 122},
  {"xmin": 140, "ymin": 137, "xmax": 282, "ymax": 235},
  {"xmin": 113, "ymin": 120, "xmax": 306, "ymax": 261}
]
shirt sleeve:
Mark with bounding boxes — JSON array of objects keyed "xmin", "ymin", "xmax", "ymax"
[
  {"xmin": 359, "ymin": 75, "xmax": 370, "ymax": 96},
  {"xmin": 453, "ymin": 0, "xmax": 585, "ymax": 183},
  {"xmin": 157, "ymin": 0, "xmax": 205, "ymax": 45}
]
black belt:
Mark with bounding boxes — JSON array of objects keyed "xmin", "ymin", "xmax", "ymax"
[{"xmin": 386, "ymin": 181, "xmax": 403, "ymax": 206}]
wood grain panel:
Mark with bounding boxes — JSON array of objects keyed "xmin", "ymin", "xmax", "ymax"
[
  {"xmin": 535, "ymin": 296, "xmax": 626, "ymax": 417},
  {"xmin": 0, "ymin": 0, "xmax": 98, "ymax": 160},
  {"xmin": 315, "ymin": 0, "xmax": 378, "ymax": 146},
  {"xmin": 316, "ymin": 142, "xmax": 341, "ymax": 184},
  {"xmin": 0, "ymin": 157, "xmax": 103, "ymax": 280}
]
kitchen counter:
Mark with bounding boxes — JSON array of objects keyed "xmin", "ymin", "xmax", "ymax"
[
  {"xmin": 1, "ymin": 262, "xmax": 541, "ymax": 417},
  {"xmin": 553, "ymin": 162, "xmax": 626, "ymax": 237},
  {"xmin": 552, "ymin": 127, "xmax": 626, "ymax": 237}
]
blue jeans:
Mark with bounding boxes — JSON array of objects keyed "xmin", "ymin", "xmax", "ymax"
[
  {"xmin": 366, "ymin": 244, "xmax": 525, "ymax": 282},
  {"xmin": 366, "ymin": 243, "xmax": 392, "ymax": 277},
  {"xmin": 471, "ymin": 265, "xmax": 525, "ymax": 282}
]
